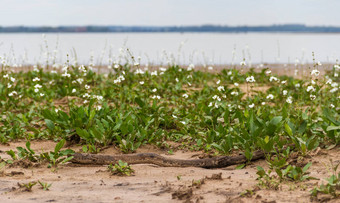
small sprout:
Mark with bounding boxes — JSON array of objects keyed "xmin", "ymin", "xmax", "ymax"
[
  {"xmin": 38, "ymin": 180, "xmax": 52, "ymax": 191},
  {"xmin": 18, "ymin": 181, "xmax": 37, "ymax": 192}
]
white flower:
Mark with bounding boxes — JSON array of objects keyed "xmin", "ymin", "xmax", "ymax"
[
  {"xmin": 159, "ymin": 67, "xmax": 166, "ymax": 72},
  {"xmin": 286, "ymin": 96, "xmax": 293, "ymax": 104},
  {"xmin": 180, "ymin": 121, "xmax": 186, "ymax": 125},
  {"xmin": 234, "ymin": 82, "xmax": 239, "ymax": 87},
  {"xmin": 335, "ymin": 73, "xmax": 339, "ymax": 77},
  {"xmin": 187, "ymin": 75, "xmax": 193, "ymax": 79},
  {"xmin": 331, "ymin": 82, "xmax": 338, "ymax": 88},
  {"xmin": 172, "ymin": 115, "xmax": 178, "ymax": 118},
  {"xmin": 10, "ymin": 77, "xmax": 15, "ymax": 82},
  {"xmin": 3, "ymin": 74, "xmax": 9, "ymax": 78},
  {"xmin": 295, "ymin": 83, "xmax": 301, "ymax": 88},
  {"xmin": 311, "ymin": 80, "xmax": 316, "ymax": 85},
  {"xmin": 231, "ymin": 91, "xmax": 238, "ymax": 96},
  {"xmin": 62, "ymin": 66, "xmax": 68, "ymax": 72},
  {"xmin": 330, "ymin": 104, "xmax": 335, "ymax": 108},
  {"xmin": 175, "ymin": 78, "xmax": 179, "ymax": 83},
  {"xmin": 7, "ymin": 83, "xmax": 12, "ymax": 88},
  {"xmin": 311, "ymin": 69, "xmax": 320, "ymax": 76},
  {"xmin": 83, "ymin": 100, "xmax": 88, "ymax": 104},
  {"xmin": 151, "ymin": 95, "xmax": 161, "ymax": 99},
  {"xmin": 55, "ymin": 109, "xmax": 59, "ymax": 113},
  {"xmin": 187, "ymin": 64, "xmax": 195, "ymax": 71},
  {"xmin": 240, "ymin": 61, "xmax": 246, "ymax": 66},
  {"xmin": 85, "ymin": 85, "xmax": 90, "ymax": 90},
  {"xmin": 139, "ymin": 81, "xmax": 144, "ymax": 85},
  {"xmin": 8, "ymin": 91, "xmax": 17, "ymax": 97},
  {"xmin": 83, "ymin": 93, "xmax": 90, "ymax": 98},
  {"xmin": 227, "ymin": 71, "xmax": 232, "ymax": 76},
  {"xmin": 212, "ymin": 95, "xmax": 221, "ymax": 101},
  {"xmin": 310, "ymin": 94, "xmax": 316, "ymax": 100},
  {"xmin": 76, "ymin": 78, "xmax": 84, "ymax": 84},
  {"xmin": 152, "ymin": 88, "xmax": 157, "ymax": 92},
  {"xmin": 266, "ymin": 94, "xmax": 274, "ymax": 100},
  {"xmin": 51, "ymin": 70, "xmax": 57, "ymax": 74},
  {"xmin": 249, "ymin": 103, "xmax": 255, "ymax": 108},
  {"xmin": 246, "ymin": 76, "xmax": 255, "ymax": 83},
  {"xmin": 208, "ymin": 66, "xmax": 213, "ymax": 70},
  {"xmin": 40, "ymin": 93, "xmax": 44, "ymax": 96},
  {"xmin": 216, "ymin": 80, "xmax": 221, "ymax": 85},
  {"xmin": 265, "ymin": 70, "xmax": 272, "ymax": 75},
  {"xmin": 214, "ymin": 103, "xmax": 219, "ymax": 108},
  {"xmin": 282, "ymin": 90, "xmax": 288, "ymax": 96},
  {"xmin": 217, "ymin": 86, "xmax": 224, "ymax": 91},
  {"xmin": 72, "ymin": 89, "xmax": 76, "ymax": 93},
  {"xmin": 135, "ymin": 69, "xmax": 145, "ymax": 74},
  {"xmin": 34, "ymin": 88, "xmax": 39, "ymax": 93},
  {"xmin": 306, "ymin": 86, "xmax": 315, "ymax": 92},
  {"xmin": 261, "ymin": 102, "xmax": 266, "ymax": 105},
  {"xmin": 61, "ymin": 71, "xmax": 71, "ymax": 77},
  {"xmin": 33, "ymin": 77, "xmax": 40, "ymax": 82},
  {"xmin": 182, "ymin": 93, "xmax": 189, "ymax": 98},
  {"xmin": 208, "ymin": 102, "xmax": 213, "ymax": 107},
  {"xmin": 151, "ymin": 71, "xmax": 158, "ymax": 76},
  {"xmin": 97, "ymin": 95, "xmax": 103, "ymax": 101},
  {"xmin": 34, "ymin": 84, "xmax": 42, "ymax": 89},
  {"xmin": 96, "ymin": 106, "xmax": 102, "ymax": 111},
  {"xmin": 281, "ymin": 80, "xmax": 286, "ymax": 84},
  {"xmin": 269, "ymin": 76, "xmax": 278, "ymax": 82},
  {"xmin": 330, "ymin": 87, "xmax": 338, "ymax": 93},
  {"xmin": 78, "ymin": 65, "xmax": 87, "ymax": 73},
  {"xmin": 114, "ymin": 64, "xmax": 120, "ymax": 69}
]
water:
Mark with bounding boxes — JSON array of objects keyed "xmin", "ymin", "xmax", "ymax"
[{"xmin": 0, "ymin": 33, "xmax": 340, "ymax": 65}]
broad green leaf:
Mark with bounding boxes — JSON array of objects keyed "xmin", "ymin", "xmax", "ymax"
[{"xmin": 45, "ymin": 119, "xmax": 55, "ymax": 131}]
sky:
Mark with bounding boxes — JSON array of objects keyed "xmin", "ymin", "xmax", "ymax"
[{"xmin": 0, "ymin": 0, "xmax": 339, "ymax": 26}]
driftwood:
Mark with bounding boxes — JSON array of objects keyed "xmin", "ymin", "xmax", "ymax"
[{"xmin": 70, "ymin": 150, "xmax": 267, "ymax": 169}]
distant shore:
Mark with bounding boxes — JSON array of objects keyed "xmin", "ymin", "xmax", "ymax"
[{"xmin": 1, "ymin": 24, "xmax": 340, "ymax": 33}]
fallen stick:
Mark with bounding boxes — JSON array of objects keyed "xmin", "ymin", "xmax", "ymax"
[{"xmin": 70, "ymin": 149, "xmax": 267, "ymax": 169}]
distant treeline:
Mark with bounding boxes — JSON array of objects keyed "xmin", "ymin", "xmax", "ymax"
[{"xmin": 1, "ymin": 24, "xmax": 340, "ymax": 33}]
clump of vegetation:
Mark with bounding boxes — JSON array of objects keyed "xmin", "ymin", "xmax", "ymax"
[
  {"xmin": 311, "ymin": 161, "xmax": 340, "ymax": 198},
  {"xmin": 107, "ymin": 160, "xmax": 134, "ymax": 176}
]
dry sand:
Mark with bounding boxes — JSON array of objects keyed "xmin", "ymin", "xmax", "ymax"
[{"xmin": 0, "ymin": 141, "xmax": 339, "ymax": 203}]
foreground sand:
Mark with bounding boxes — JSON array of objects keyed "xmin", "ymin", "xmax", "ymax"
[{"xmin": 0, "ymin": 141, "xmax": 339, "ymax": 203}]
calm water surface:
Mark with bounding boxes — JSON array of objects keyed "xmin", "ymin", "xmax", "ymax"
[{"xmin": 0, "ymin": 33, "xmax": 339, "ymax": 65}]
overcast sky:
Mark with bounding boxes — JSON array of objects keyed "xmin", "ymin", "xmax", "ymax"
[{"xmin": 0, "ymin": 0, "xmax": 339, "ymax": 26}]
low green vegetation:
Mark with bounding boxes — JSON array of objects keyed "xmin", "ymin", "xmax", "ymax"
[{"xmin": 0, "ymin": 56, "xmax": 339, "ymax": 197}]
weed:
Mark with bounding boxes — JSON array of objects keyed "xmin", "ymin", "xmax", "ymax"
[
  {"xmin": 107, "ymin": 160, "xmax": 134, "ymax": 176},
  {"xmin": 17, "ymin": 181, "xmax": 37, "ymax": 192},
  {"xmin": 38, "ymin": 180, "xmax": 52, "ymax": 191}
]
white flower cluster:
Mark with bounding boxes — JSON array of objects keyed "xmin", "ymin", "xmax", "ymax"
[
  {"xmin": 187, "ymin": 64, "xmax": 195, "ymax": 71},
  {"xmin": 217, "ymin": 86, "xmax": 225, "ymax": 91},
  {"xmin": 8, "ymin": 91, "xmax": 18, "ymax": 97},
  {"xmin": 151, "ymin": 95, "xmax": 161, "ymax": 99},
  {"xmin": 246, "ymin": 76, "xmax": 255, "ymax": 83},
  {"xmin": 135, "ymin": 69, "xmax": 145, "ymax": 74},
  {"xmin": 286, "ymin": 96, "xmax": 293, "ymax": 104},
  {"xmin": 114, "ymin": 75, "xmax": 125, "ymax": 84},
  {"xmin": 311, "ymin": 69, "xmax": 320, "ymax": 77},
  {"xmin": 306, "ymin": 86, "xmax": 315, "ymax": 92},
  {"xmin": 266, "ymin": 94, "xmax": 274, "ymax": 100},
  {"xmin": 269, "ymin": 76, "xmax": 278, "ymax": 82}
]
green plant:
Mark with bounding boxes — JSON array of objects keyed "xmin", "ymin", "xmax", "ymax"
[
  {"xmin": 107, "ymin": 160, "xmax": 134, "ymax": 176},
  {"xmin": 311, "ymin": 161, "xmax": 340, "ymax": 198},
  {"xmin": 38, "ymin": 180, "xmax": 52, "ymax": 191},
  {"xmin": 40, "ymin": 139, "xmax": 74, "ymax": 168},
  {"xmin": 18, "ymin": 181, "xmax": 37, "ymax": 192}
]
